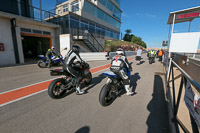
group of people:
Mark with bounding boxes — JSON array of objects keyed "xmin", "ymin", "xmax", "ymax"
[
  {"xmin": 147, "ymin": 49, "xmax": 164, "ymax": 62},
  {"xmin": 45, "ymin": 46, "xmax": 136, "ymax": 96}
]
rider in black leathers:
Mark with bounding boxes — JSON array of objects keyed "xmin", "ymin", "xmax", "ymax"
[{"xmin": 62, "ymin": 45, "xmax": 85, "ymax": 95}]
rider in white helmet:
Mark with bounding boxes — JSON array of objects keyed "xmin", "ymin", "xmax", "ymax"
[{"xmin": 110, "ymin": 48, "xmax": 134, "ymax": 96}]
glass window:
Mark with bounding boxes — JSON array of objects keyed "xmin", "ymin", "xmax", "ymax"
[
  {"xmin": 101, "ymin": 28, "xmax": 105, "ymax": 36},
  {"xmin": 115, "ymin": 0, "xmax": 121, "ymax": 5},
  {"xmin": 71, "ymin": 0, "xmax": 79, "ymax": 13},
  {"xmin": 70, "ymin": 19, "xmax": 79, "ymax": 28},
  {"xmin": 80, "ymin": 20, "xmax": 89, "ymax": 30},
  {"xmin": 58, "ymin": 10, "xmax": 61, "ymax": 14},
  {"xmin": 113, "ymin": 7, "xmax": 121, "ymax": 21},
  {"xmin": 104, "ymin": 14, "xmax": 111, "ymax": 24},
  {"xmin": 83, "ymin": 1, "xmax": 96, "ymax": 16},
  {"xmin": 89, "ymin": 23, "xmax": 95, "ymax": 33},
  {"xmin": 98, "ymin": 0, "xmax": 107, "ymax": 6},
  {"xmin": 106, "ymin": 0, "xmax": 114, "ymax": 11},
  {"xmin": 96, "ymin": 8, "xmax": 105, "ymax": 20},
  {"xmin": 63, "ymin": 4, "xmax": 69, "ymax": 12},
  {"xmin": 96, "ymin": 26, "xmax": 101, "ymax": 34},
  {"xmin": 105, "ymin": 29, "xmax": 110, "ymax": 37}
]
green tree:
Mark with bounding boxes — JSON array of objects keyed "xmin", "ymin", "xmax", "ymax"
[
  {"xmin": 131, "ymin": 35, "xmax": 147, "ymax": 48},
  {"xmin": 125, "ymin": 29, "xmax": 131, "ymax": 34},
  {"xmin": 123, "ymin": 29, "xmax": 132, "ymax": 42}
]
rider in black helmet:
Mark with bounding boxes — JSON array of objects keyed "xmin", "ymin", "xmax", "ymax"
[{"xmin": 63, "ymin": 45, "xmax": 85, "ymax": 95}]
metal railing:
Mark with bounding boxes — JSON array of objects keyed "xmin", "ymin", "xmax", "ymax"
[
  {"xmin": 166, "ymin": 57, "xmax": 200, "ymax": 133},
  {"xmin": 71, "ymin": 28, "xmax": 104, "ymax": 52},
  {"xmin": 0, "ymin": 1, "xmax": 60, "ymax": 25}
]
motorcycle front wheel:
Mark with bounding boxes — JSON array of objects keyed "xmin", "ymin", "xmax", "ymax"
[
  {"xmin": 99, "ymin": 83, "xmax": 116, "ymax": 107},
  {"xmin": 38, "ymin": 60, "xmax": 47, "ymax": 68},
  {"xmin": 48, "ymin": 78, "xmax": 67, "ymax": 99}
]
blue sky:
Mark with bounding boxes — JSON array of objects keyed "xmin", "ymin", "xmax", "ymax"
[
  {"xmin": 33, "ymin": 0, "xmax": 200, "ymax": 48},
  {"xmin": 120, "ymin": 0, "xmax": 200, "ymax": 48}
]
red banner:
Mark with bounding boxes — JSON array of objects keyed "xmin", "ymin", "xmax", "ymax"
[{"xmin": 177, "ymin": 12, "xmax": 200, "ymax": 19}]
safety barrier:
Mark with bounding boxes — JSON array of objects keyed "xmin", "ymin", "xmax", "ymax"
[{"xmin": 166, "ymin": 56, "xmax": 200, "ymax": 133}]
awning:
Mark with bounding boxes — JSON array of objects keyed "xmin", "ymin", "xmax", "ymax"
[{"xmin": 167, "ymin": 6, "xmax": 200, "ymax": 24}]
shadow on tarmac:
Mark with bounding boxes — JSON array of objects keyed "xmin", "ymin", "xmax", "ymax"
[
  {"xmin": 130, "ymin": 72, "xmax": 141, "ymax": 93},
  {"xmin": 83, "ymin": 74, "xmax": 106, "ymax": 93},
  {"xmin": 118, "ymin": 72, "xmax": 140, "ymax": 96},
  {"xmin": 146, "ymin": 74, "xmax": 169, "ymax": 133},
  {"xmin": 75, "ymin": 126, "xmax": 90, "ymax": 133},
  {"xmin": 140, "ymin": 61, "xmax": 145, "ymax": 64}
]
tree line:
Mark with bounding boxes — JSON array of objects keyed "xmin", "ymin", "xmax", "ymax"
[{"xmin": 123, "ymin": 29, "xmax": 147, "ymax": 48}]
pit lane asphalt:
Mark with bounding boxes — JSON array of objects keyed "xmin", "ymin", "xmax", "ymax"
[{"xmin": 0, "ymin": 56, "xmax": 169, "ymax": 133}]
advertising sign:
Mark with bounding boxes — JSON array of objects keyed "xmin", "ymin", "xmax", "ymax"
[
  {"xmin": 169, "ymin": 32, "xmax": 200, "ymax": 53},
  {"xmin": 184, "ymin": 81, "xmax": 200, "ymax": 128},
  {"xmin": 177, "ymin": 12, "xmax": 200, "ymax": 20}
]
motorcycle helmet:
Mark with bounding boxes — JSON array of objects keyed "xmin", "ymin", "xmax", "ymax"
[
  {"xmin": 116, "ymin": 48, "xmax": 124, "ymax": 56},
  {"xmin": 51, "ymin": 46, "xmax": 55, "ymax": 50},
  {"xmin": 72, "ymin": 45, "xmax": 81, "ymax": 53}
]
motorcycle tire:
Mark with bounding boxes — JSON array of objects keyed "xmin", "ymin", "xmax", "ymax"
[
  {"xmin": 48, "ymin": 78, "xmax": 67, "ymax": 99},
  {"xmin": 38, "ymin": 60, "xmax": 47, "ymax": 68},
  {"xmin": 99, "ymin": 84, "xmax": 116, "ymax": 107},
  {"xmin": 149, "ymin": 59, "xmax": 152, "ymax": 64},
  {"xmin": 85, "ymin": 72, "xmax": 92, "ymax": 85}
]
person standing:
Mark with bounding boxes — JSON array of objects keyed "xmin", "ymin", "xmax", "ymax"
[
  {"xmin": 158, "ymin": 49, "xmax": 164, "ymax": 62},
  {"xmin": 135, "ymin": 46, "xmax": 143, "ymax": 65}
]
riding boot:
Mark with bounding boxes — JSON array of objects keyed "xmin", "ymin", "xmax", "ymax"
[
  {"xmin": 125, "ymin": 85, "xmax": 134, "ymax": 96},
  {"xmin": 75, "ymin": 84, "xmax": 85, "ymax": 95}
]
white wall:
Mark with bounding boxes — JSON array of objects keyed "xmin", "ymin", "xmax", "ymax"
[
  {"xmin": 60, "ymin": 34, "xmax": 71, "ymax": 57},
  {"xmin": 0, "ymin": 17, "xmax": 16, "ymax": 66},
  {"xmin": 16, "ymin": 20, "xmax": 60, "ymax": 61}
]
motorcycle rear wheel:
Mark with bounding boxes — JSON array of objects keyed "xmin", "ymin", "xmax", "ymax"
[
  {"xmin": 38, "ymin": 60, "xmax": 47, "ymax": 68},
  {"xmin": 48, "ymin": 78, "xmax": 67, "ymax": 99},
  {"xmin": 99, "ymin": 84, "xmax": 116, "ymax": 107}
]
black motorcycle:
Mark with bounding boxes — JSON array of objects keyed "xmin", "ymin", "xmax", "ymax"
[
  {"xmin": 48, "ymin": 62, "xmax": 92, "ymax": 99},
  {"xmin": 147, "ymin": 53, "xmax": 155, "ymax": 64},
  {"xmin": 99, "ymin": 69, "xmax": 131, "ymax": 107}
]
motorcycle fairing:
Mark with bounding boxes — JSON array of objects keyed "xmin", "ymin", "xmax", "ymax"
[{"xmin": 103, "ymin": 71, "xmax": 119, "ymax": 78}]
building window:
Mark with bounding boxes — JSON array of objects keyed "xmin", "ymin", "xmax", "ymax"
[
  {"xmin": 58, "ymin": 10, "xmax": 61, "ymax": 14},
  {"xmin": 106, "ymin": 0, "xmax": 114, "ymax": 12},
  {"xmin": 83, "ymin": 1, "xmax": 96, "ymax": 16},
  {"xmin": 83, "ymin": 1, "xmax": 121, "ymax": 29},
  {"xmin": 71, "ymin": 0, "xmax": 79, "ymax": 13},
  {"xmin": 98, "ymin": 0, "xmax": 107, "ymax": 6},
  {"xmin": 89, "ymin": 23, "xmax": 95, "ymax": 33},
  {"xmin": 96, "ymin": 8, "xmax": 105, "ymax": 20},
  {"xmin": 63, "ymin": 4, "xmax": 69, "ymax": 12},
  {"xmin": 115, "ymin": 0, "xmax": 121, "ymax": 5}
]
